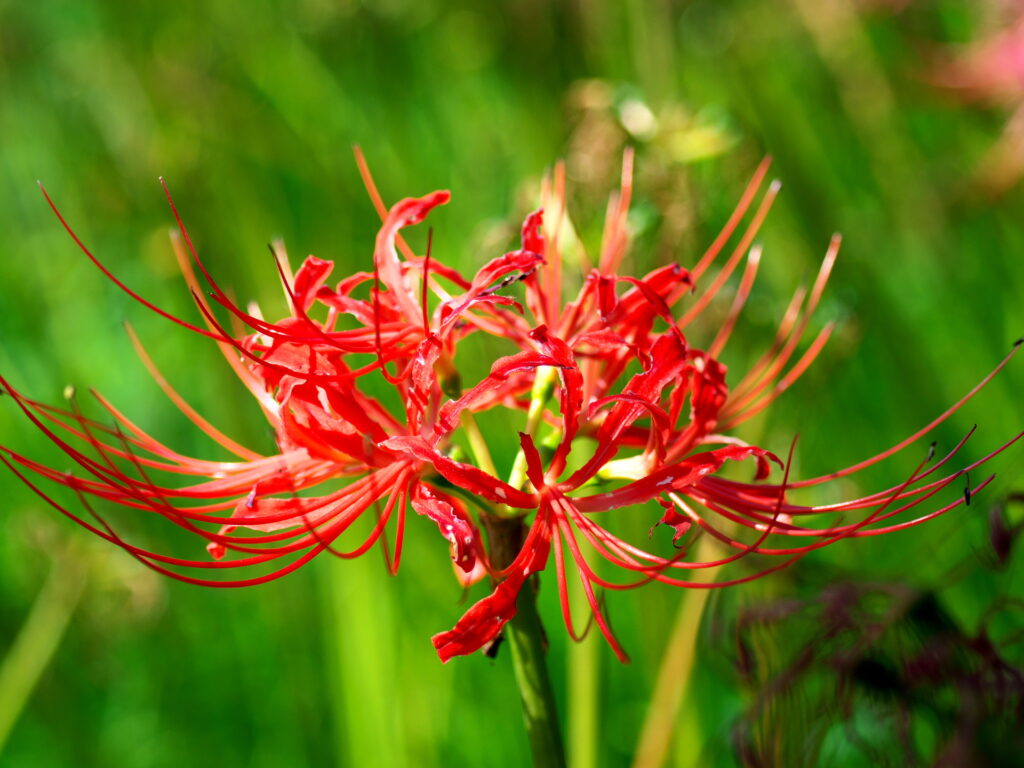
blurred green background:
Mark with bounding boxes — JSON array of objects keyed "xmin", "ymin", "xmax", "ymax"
[{"xmin": 1, "ymin": 0, "xmax": 1022, "ymax": 766}]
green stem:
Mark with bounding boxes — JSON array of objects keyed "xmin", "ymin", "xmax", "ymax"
[
  {"xmin": 467, "ymin": 364, "xmax": 564, "ymax": 765},
  {"xmin": 506, "ymin": 582, "xmax": 567, "ymax": 768}
]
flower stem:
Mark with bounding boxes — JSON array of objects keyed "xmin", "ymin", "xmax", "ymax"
[
  {"xmin": 506, "ymin": 581, "xmax": 567, "ymax": 768},
  {"xmin": 482, "ymin": 512, "xmax": 565, "ymax": 768},
  {"xmin": 470, "ymin": 364, "xmax": 564, "ymax": 765}
]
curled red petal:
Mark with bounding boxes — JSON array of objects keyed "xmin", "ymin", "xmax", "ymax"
[
  {"xmin": 292, "ymin": 256, "xmax": 335, "ymax": 313},
  {"xmin": 375, "ymin": 191, "xmax": 452, "ymax": 324},
  {"xmin": 518, "ymin": 432, "xmax": 546, "ymax": 490},
  {"xmin": 411, "ymin": 482, "xmax": 480, "ymax": 574},
  {"xmin": 521, "ymin": 209, "xmax": 545, "ymax": 254},
  {"xmin": 432, "ymin": 507, "xmax": 552, "ymax": 662}
]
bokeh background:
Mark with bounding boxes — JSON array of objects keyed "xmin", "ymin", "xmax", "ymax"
[{"xmin": 1, "ymin": 1, "xmax": 1023, "ymax": 766}]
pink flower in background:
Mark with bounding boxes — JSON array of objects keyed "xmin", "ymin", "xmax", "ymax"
[
  {"xmin": 934, "ymin": 11, "xmax": 1024, "ymax": 100},
  {"xmin": 2, "ymin": 150, "xmax": 1020, "ymax": 662},
  {"xmin": 932, "ymin": 6, "xmax": 1024, "ymax": 192}
]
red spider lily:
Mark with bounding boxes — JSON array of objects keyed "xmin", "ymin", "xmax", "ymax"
[
  {"xmin": 2, "ymin": 150, "xmax": 1020, "ymax": 664},
  {"xmin": 0, "ymin": 175, "xmax": 538, "ymax": 589}
]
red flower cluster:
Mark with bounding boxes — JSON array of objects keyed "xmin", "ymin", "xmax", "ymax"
[{"xmin": 2, "ymin": 151, "xmax": 1019, "ymax": 662}]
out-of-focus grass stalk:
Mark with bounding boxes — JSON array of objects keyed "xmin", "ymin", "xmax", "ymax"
[
  {"xmin": 326, "ymin": 552, "xmax": 405, "ymax": 767},
  {"xmin": 461, "ymin": 410, "xmax": 500, "ymax": 479},
  {"xmin": 567, "ymin": 575, "xmax": 598, "ymax": 768},
  {"xmin": 787, "ymin": 0, "xmax": 945, "ymax": 233},
  {"xmin": 0, "ymin": 549, "xmax": 86, "ymax": 756},
  {"xmin": 624, "ymin": 0, "xmax": 676, "ymax": 106},
  {"xmin": 630, "ymin": 535, "xmax": 720, "ymax": 768}
]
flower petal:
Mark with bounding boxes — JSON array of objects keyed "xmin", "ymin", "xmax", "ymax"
[
  {"xmin": 573, "ymin": 445, "xmax": 779, "ymax": 512},
  {"xmin": 432, "ymin": 507, "xmax": 551, "ymax": 662},
  {"xmin": 382, "ymin": 436, "xmax": 535, "ymax": 508},
  {"xmin": 411, "ymin": 482, "xmax": 482, "ymax": 574}
]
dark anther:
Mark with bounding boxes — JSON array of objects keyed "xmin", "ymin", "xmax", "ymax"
[
  {"xmin": 483, "ymin": 632, "xmax": 505, "ymax": 659},
  {"xmin": 926, "ymin": 441, "xmax": 936, "ymax": 462},
  {"xmin": 964, "ymin": 472, "xmax": 972, "ymax": 507},
  {"xmin": 481, "ymin": 267, "xmax": 537, "ymax": 297},
  {"xmin": 1014, "ymin": 337, "xmax": 1023, "ymax": 348}
]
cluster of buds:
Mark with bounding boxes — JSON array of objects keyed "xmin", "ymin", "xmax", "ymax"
[{"xmin": 2, "ymin": 151, "xmax": 1019, "ymax": 662}]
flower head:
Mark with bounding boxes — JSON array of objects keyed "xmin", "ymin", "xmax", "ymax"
[{"xmin": 2, "ymin": 149, "xmax": 1019, "ymax": 662}]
